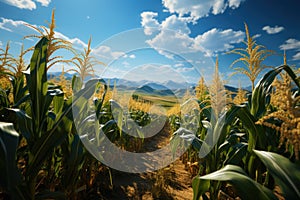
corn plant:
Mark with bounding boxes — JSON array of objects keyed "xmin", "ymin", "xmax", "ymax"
[
  {"xmin": 228, "ymin": 23, "xmax": 274, "ymax": 91},
  {"xmin": 24, "ymin": 10, "xmax": 74, "ymax": 70},
  {"xmin": 193, "ymin": 150, "xmax": 300, "ymax": 200},
  {"xmin": 67, "ymin": 37, "xmax": 105, "ymax": 81},
  {"xmin": 191, "ymin": 65, "xmax": 300, "ymax": 199},
  {"xmin": 0, "ymin": 122, "xmax": 21, "ymax": 199},
  {"xmin": 0, "ymin": 37, "xmax": 110, "ymax": 199}
]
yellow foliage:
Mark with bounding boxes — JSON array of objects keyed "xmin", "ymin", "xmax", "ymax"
[
  {"xmin": 24, "ymin": 10, "xmax": 74, "ymax": 70},
  {"xmin": 167, "ymin": 104, "xmax": 181, "ymax": 116},
  {"xmin": 50, "ymin": 66, "xmax": 72, "ymax": 98},
  {"xmin": 0, "ymin": 76, "xmax": 11, "ymax": 90},
  {"xmin": 195, "ymin": 76, "xmax": 207, "ymax": 101},
  {"xmin": 233, "ymin": 86, "xmax": 247, "ymax": 105},
  {"xmin": 257, "ymin": 72, "xmax": 300, "ymax": 159},
  {"xmin": 228, "ymin": 23, "xmax": 273, "ymax": 91},
  {"xmin": 208, "ymin": 56, "xmax": 227, "ymax": 117},
  {"xmin": 68, "ymin": 37, "xmax": 105, "ymax": 81}
]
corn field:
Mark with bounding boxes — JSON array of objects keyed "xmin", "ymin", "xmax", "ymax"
[{"xmin": 1, "ymin": 14, "xmax": 300, "ymax": 200}]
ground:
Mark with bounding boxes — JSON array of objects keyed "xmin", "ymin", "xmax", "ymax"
[{"xmin": 94, "ymin": 123, "xmax": 195, "ymax": 200}]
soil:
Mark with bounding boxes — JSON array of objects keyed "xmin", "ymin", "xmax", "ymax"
[{"xmin": 93, "ymin": 123, "xmax": 195, "ymax": 200}]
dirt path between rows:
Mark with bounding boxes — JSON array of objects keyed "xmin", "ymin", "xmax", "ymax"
[{"xmin": 96, "ymin": 123, "xmax": 194, "ymax": 200}]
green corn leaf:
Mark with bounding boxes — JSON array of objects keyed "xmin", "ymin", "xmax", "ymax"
[
  {"xmin": 225, "ymin": 142, "xmax": 248, "ymax": 165},
  {"xmin": 0, "ymin": 88, "xmax": 10, "ymax": 108},
  {"xmin": 62, "ymin": 134, "xmax": 84, "ymax": 190},
  {"xmin": 25, "ymin": 37, "xmax": 49, "ymax": 138},
  {"xmin": 11, "ymin": 75, "xmax": 27, "ymax": 105},
  {"xmin": 0, "ymin": 108, "xmax": 32, "ymax": 142},
  {"xmin": 27, "ymin": 78, "xmax": 105, "ymax": 178},
  {"xmin": 0, "ymin": 122, "xmax": 21, "ymax": 194},
  {"xmin": 193, "ymin": 165, "xmax": 277, "ymax": 200},
  {"xmin": 71, "ymin": 75, "xmax": 82, "ymax": 93},
  {"xmin": 251, "ymin": 65, "xmax": 300, "ymax": 118},
  {"xmin": 192, "ymin": 177, "xmax": 210, "ymax": 200},
  {"xmin": 254, "ymin": 150, "xmax": 300, "ymax": 199},
  {"xmin": 235, "ymin": 105, "xmax": 262, "ymax": 150}
]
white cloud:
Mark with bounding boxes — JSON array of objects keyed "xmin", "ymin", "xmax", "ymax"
[
  {"xmin": 253, "ymin": 34, "xmax": 261, "ymax": 39},
  {"xmin": 0, "ymin": 0, "xmax": 36, "ymax": 10},
  {"xmin": 140, "ymin": 12, "xmax": 160, "ymax": 35},
  {"xmin": 292, "ymin": 52, "xmax": 300, "ymax": 61},
  {"xmin": 280, "ymin": 39, "xmax": 300, "ymax": 51},
  {"xmin": 194, "ymin": 28, "xmax": 245, "ymax": 56},
  {"xmin": 262, "ymin": 25, "xmax": 284, "ymax": 34},
  {"xmin": 146, "ymin": 30, "xmax": 195, "ymax": 56},
  {"xmin": 0, "ymin": 40, "xmax": 2, "ymax": 47},
  {"xmin": 35, "ymin": 0, "xmax": 50, "ymax": 6},
  {"xmin": 0, "ymin": 0, "xmax": 51, "ymax": 10},
  {"xmin": 174, "ymin": 63, "xmax": 184, "ymax": 68},
  {"xmin": 175, "ymin": 66, "xmax": 195, "ymax": 73},
  {"xmin": 129, "ymin": 54, "xmax": 136, "ymax": 59},
  {"xmin": 0, "ymin": 17, "xmax": 27, "ymax": 32},
  {"xmin": 161, "ymin": 15, "xmax": 191, "ymax": 34},
  {"xmin": 280, "ymin": 39, "xmax": 300, "ymax": 61},
  {"xmin": 228, "ymin": 0, "xmax": 243, "ymax": 8},
  {"xmin": 162, "ymin": 0, "xmax": 245, "ymax": 21},
  {"xmin": 54, "ymin": 31, "xmax": 87, "ymax": 50},
  {"xmin": 142, "ymin": 9, "xmax": 245, "ymax": 58},
  {"xmin": 146, "ymin": 19, "xmax": 244, "ymax": 58},
  {"xmin": 92, "ymin": 45, "xmax": 125, "ymax": 62},
  {"xmin": 0, "ymin": 17, "xmax": 87, "ymax": 50},
  {"xmin": 212, "ymin": 0, "xmax": 226, "ymax": 15}
]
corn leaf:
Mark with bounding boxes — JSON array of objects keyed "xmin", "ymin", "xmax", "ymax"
[
  {"xmin": 193, "ymin": 164, "xmax": 277, "ymax": 200},
  {"xmin": 254, "ymin": 150, "xmax": 300, "ymax": 199},
  {"xmin": 25, "ymin": 37, "xmax": 49, "ymax": 139},
  {"xmin": 0, "ymin": 122, "xmax": 21, "ymax": 194}
]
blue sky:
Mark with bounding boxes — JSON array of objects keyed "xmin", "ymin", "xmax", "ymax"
[{"xmin": 1, "ymin": 0, "xmax": 300, "ymax": 87}]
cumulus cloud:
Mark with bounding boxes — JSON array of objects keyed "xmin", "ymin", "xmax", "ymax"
[
  {"xmin": 0, "ymin": 17, "xmax": 88, "ymax": 50},
  {"xmin": 194, "ymin": 28, "xmax": 244, "ymax": 56},
  {"xmin": 146, "ymin": 30, "xmax": 195, "ymax": 57},
  {"xmin": 54, "ymin": 31, "xmax": 87, "ymax": 50},
  {"xmin": 92, "ymin": 45, "xmax": 125, "ymax": 62},
  {"xmin": 161, "ymin": 15, "xmax": 191, "ymax": 34},
  {"xmin": 280, "ymin": 39, "xmax": 300, "ymax": 51},
  {"xmin": 0, "ymin": 17, "xmax": 27, "ymax": 32},
  {"xmin": 0, "ymin": 0, "xmax": 51, "ymax": 10},
  {"xmin": 293, "ymin": 52, "xmax": 300, "ymax": 60},
  {"xmin": 253, "ymin": 34, "xmax": 261, "ymax": 39},
  {"xmin": 262, "ymin": 25, "xmax": 284, "ymax": 34},
  {"xmin": 292, "ymin": 52, "xmax": 300, "ymax": 61},
  {"xmin": 280, "ymin": 39, "xmax": 300, "ymax": 61},
  {"xmin": 143, "ymin": 13, "xmax": 245, "ymax": 58},
  {"xmin": 212, "ymin": 0, "xmax": 226, "ymax": 15},
  {"xmin": 228, "ymin": 0, "xmax": 243, "ymax": 8},
  {"xmin": 140, "ymin": 12, "xmax": 160, "ymax": 35},
  {"xmin": 35, "ymin": 0, "xmax": 50, "ymax": 6},
  {"xmin": 162, "ymin": 0, "xmax": 245, "ymax": 21}
]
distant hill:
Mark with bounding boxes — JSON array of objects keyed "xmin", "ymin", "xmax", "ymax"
[
  {"xmin": 224, "ymin": 85, "xmax": 239, "ymax": 93},
  {"xmin": 135, "ymin": 85, "xmax": 175, "ymax": 96},
  {"xmin": 135, "ymin": 85, "xmax": 155, "ymax": 94},
  {"xmin": 47, "ymin": 72, "xmax": 76, "ymax": 80},
  {"xmin": 47, "ymin": 72, "xmax": 249, "ymax": 98}
]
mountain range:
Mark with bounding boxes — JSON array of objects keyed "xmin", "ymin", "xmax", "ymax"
[{"xmin": 48, "ymin": 72, "xmax": 250, "ymax": 97}]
